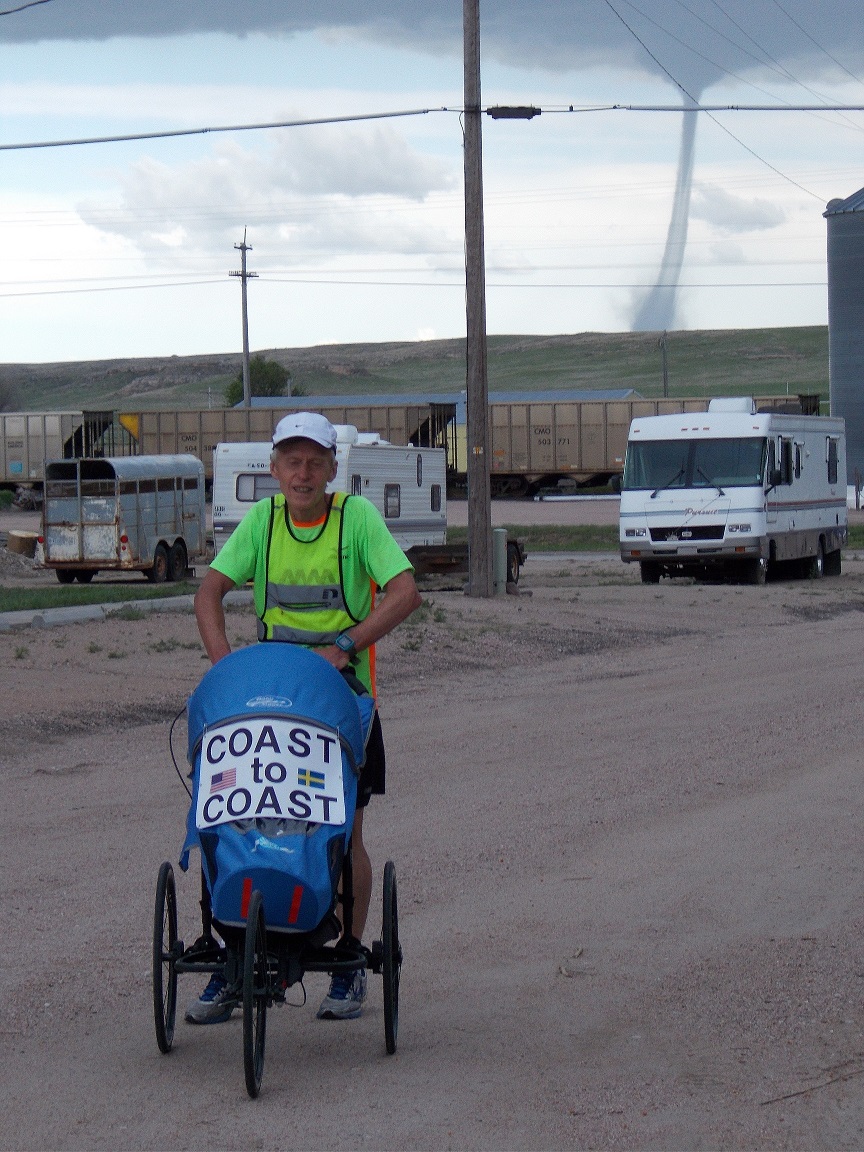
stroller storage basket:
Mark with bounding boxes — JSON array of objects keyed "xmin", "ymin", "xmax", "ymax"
[{"xmin": 181, "ymin": 644, "xmax": 373, "ymax": 934}]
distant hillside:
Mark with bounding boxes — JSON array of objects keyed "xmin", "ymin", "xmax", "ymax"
[{"xmin": 0, "ymin": 327, "xmax": 829, "ymax": 412}]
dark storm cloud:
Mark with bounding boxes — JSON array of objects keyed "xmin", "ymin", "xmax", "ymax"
[{"xmin": 4, "ymin": 0, "xmax": 864, "ymax": 93}]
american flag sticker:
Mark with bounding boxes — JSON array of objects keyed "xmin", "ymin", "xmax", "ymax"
[{"xmin": 210, "ymin": 767, "xmax": 237, "ymax": 793}]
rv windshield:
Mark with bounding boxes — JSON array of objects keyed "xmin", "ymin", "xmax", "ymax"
[{"xmin": 623, "ymin": 437, "xmax": 767, "ymax": 491}]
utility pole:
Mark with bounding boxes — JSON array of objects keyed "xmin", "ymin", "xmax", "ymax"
[
  {"xmin": 229, "ymin": 230, "xmax": 258, "ymax": 408},
  {"xmin": 463, "ymin": 0, "xmax": 493, "ymax": 598}
]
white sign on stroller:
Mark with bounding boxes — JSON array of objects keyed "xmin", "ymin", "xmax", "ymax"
[{"xmin": 195, "ymin": 714, "xmax": 346, "ymax": 830}]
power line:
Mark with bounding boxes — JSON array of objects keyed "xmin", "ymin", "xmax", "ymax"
[
  {"xmin": 0, "ymin": 0, "xmax": 55, "ymax": 15},
  {"xmin": 600, "ymin": 0, "xmax": 826, "ymax": 200},
  {"xmin": 0, "ymin": 107, "xmax": 450, "ymax": 152},
  {"xmin": 769, "ymin": 0, "xmax": 864, "ymax": 89},
  {"xmin": 0, "ymin": 277, "xmax": 826, "ymax": 298}
]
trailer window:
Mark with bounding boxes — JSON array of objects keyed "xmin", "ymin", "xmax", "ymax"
[
  {"xmin": 183, "ymin": 476, "xmax": 199, "ymax": 491},
  {"xmin": 351, "ymin": 474, "xmax": 362, "ymax": 495},
  {"xmin": 416, "ymin": 454, "xmax": 423, "ymax": 487},
  {"xmin": 623, "ymin": 440, "xmax": 689, "ymax": 491},
  {"xmin": 623, "ymin": 438, "xmax": 766, "ymax": 491},
  {"xmin": 236, "ymin": 473, "xmax": 280, "ymax": 502},
  {"xmin": 779, "ymin": 438, "xmax": 793, "ymax": 485},
  {"xmin": 431, "ymin": 483, "xmax": 442, "ymax": 512},
  {"xmin": 384, "ymin": 484, "xmax": 401, "ymax": 518},
  {"xmin": 157, "ymin": 477, "xmax": 175, "ymax": 492},
  {"xmin": 827, "ymin": 438, "xmax": 839, "ymax": 484},
  {"xmin": 794, "ymin": 444, "xmax": 802, "ymax": 479}
]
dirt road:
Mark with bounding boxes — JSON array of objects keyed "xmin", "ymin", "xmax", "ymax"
[{"xmin": 3, "ymin": 534, "xmax": 864, "ymax": 1149}]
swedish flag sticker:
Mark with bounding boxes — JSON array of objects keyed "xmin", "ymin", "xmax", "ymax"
[{"xmin": 298, "ymin": 767, "xmax": 326, "ymax": 790}]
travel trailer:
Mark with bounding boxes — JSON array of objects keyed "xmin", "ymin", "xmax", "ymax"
[
  {"xmin": 619, "ymin": 398, "xmax": 847, "ymax": 584},
  {"xmin": 212, "ymin": 427, "xmax": 447, "ymax": 555}
]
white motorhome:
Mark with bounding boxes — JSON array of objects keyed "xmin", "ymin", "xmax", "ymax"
[
  {"xmin": 212, "ymin": 426, "xmax": 447, "ymax": 554},
  {"xmin": 619, "ymin": 398, "xmax": 847, "ymax": 585}
]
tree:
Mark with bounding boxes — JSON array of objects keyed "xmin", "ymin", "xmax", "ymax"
[{"xmin": 224, "ymin": 355, "xmax": 304, "ymax": 406}]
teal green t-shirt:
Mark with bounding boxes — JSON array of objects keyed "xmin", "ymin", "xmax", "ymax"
[{"xmin": 211, "ymin": 492, "xmax": 412, "ymax": 624}]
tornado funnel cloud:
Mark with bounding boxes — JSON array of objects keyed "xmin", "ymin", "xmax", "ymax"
[{"xmin": 632, "ymin": 103, "xmax": 700, "ymax": 332}]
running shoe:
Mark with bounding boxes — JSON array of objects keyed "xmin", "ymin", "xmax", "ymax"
[
  {"xmin": 316, "ymin": 969, "xmax": 367, "ymax": 1020},
  {"xmin": 184, "ymin": 972, "xmax": 237, "ymax": 1025}
]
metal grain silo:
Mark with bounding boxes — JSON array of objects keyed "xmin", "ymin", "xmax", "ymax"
[{"xmin": 825, "ymin": 188, "xmax": 864, "ymax": 483}]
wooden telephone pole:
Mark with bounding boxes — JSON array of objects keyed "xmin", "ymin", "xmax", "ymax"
[
  {"xmin": 229, "ymin": 230, "xmax": 258, "ymax": 408},
  {"xmin": 463, "ymin": 0, "xmax": 493, "ymax": 597}
]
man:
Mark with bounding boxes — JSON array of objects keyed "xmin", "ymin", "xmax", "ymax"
[{"xmin": 187, "ymin": 411, "xmax": 421, "ymax": 1024}]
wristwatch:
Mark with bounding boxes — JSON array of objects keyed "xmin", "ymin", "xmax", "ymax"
[{"xmin": 334, "ymin": 632, "xmax": 356, "ymax": 654}]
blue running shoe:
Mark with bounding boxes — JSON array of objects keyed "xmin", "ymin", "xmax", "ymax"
[
  {"xmin": 316, "ymin": 969, "xmax": 367, "ymax": 1020},
  {"xmin": 185, "ymin": 972, "xmax": 237, "ymax": 1025}
]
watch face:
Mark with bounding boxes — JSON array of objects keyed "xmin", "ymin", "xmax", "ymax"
[{"xmin": 336, "ymin": 633, "xmax": 354, "ymax": 652}]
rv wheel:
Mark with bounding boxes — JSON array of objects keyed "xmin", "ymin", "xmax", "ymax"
[
  {"xmin": 805, "ymin": 543, "xmax": 824, "ymax": 580},
  {"xmin": 746, "ymin": 557, "xmax": 768, "ymax": 586},
  {"xmin": 640, "ymin": 562, "xmax": 661, "ymax": 584}
]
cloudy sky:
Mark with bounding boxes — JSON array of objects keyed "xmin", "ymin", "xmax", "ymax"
[{"xmin": 1, "ymin": 0, "xmax": 863, "ymax": 363}]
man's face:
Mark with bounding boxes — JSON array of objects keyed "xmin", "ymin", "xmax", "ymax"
[{"xmin": 270, "ymin": 438, "xmax": 338, "ymax": 521}]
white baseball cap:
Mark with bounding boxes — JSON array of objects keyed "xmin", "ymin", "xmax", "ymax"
[{"xmin": 272, "ymin": 412, "xmax": 337, "ymax": 450}]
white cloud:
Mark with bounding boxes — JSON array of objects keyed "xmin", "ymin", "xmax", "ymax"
[
  {"xmin": 690, "ymin": 185, "xmax": 787, "ymax": 234},
  {"xmin": 76, "ymin": 129, "xmax": 457, "ymax": 260}
]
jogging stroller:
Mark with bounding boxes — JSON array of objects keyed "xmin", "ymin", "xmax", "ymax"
[{"xmin": 151, "ymin": 642, "xmax": 402, "ymax": 1097}]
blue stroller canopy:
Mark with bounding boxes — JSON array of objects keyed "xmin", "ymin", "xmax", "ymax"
[{"xmin": 181, "ymin": 644, "xmax": 375, "ymax": 933}]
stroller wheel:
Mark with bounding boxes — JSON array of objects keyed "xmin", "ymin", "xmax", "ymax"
[
  {"xmin": 382, "ymin": 860, "xmax": 401, "ymax": 1055},
  {"xmin": 152, "ymin": 861, "xmax": 179, "ymax": 1054},
  {"xmin": 242, "ymin": 889, "xmax": 268, "ymax": 1098}
]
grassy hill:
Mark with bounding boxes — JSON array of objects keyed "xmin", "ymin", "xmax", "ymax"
[{"xmin": 0, "ymin": 326, "xmax": 829, "ymax": 412}]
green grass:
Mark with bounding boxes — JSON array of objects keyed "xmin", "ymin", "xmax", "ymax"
[
  {"xmin": 447, "ymin": 523, "xmax": 864, "ymax": 554},
  {"xmin": 0, "ymin": 580, "xmax": 197, "ymax": 613},
  {"xmin": 0, "ymin": 327, "xmax": 830, "ymax": 412},
  {"xmin": 447, "ymin": 524, "xmax": 619, "ymax": 551}
]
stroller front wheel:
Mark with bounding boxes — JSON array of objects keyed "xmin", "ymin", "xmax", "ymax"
[
  {"xmin": 152, "ymin": 861, "xmax": 179, "ymax": 1054},
  {"xmin": 242, "ymin": 889, "xmax": 268, "ymax": 1098}
]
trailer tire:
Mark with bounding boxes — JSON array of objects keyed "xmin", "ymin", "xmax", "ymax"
[
  {"xmin": 640, "ymin": 562, "xmax": 661, "ymax": 584},
  {"xmin": 75, "ymin": 570, "xmax": 96, "ymax": 584},
  {"xmin": 56, "ymin": 569, "xmax": 75, "ymax": 585},
  {"xmin": 146, "ymin": 543, "xmax": 169, "ymax": 584},
  {"xmin": 167, "ymin": 541, "xmax": 187, "ymax": 582},
  {"xmin": 506, "ymin": 543, "xmax": 520, "ymax": 585}
]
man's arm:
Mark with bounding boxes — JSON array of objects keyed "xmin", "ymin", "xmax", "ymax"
[
  {"xmin": 319, "ymin": 568, "xmax": 422, "ymax": 672},
  {"xmin": 194, "ymin": 567, "xmax": 239, "ymax": 664}
]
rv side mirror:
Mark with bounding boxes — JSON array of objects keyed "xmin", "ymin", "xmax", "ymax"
[
  {"xmin": 767, "ymin": 468, "xmax": 781, "ymax": 489},
  {"xmin": 609, "ymin": 474, "xmax": 622, "ymax": 494}
]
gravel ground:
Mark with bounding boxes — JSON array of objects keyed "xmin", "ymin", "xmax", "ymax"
[{"xmin": 3, "ymin": 502, "xmax": 864, "ymax": 1148}]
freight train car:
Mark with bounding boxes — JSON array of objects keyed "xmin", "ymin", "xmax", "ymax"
[
  {"xmin": 0, "ymin": 410, "xmax": 121, "ymax": 486},
  {"xmin": 111, "ymin": 392, "xmax": 827, "ymax": 496},
  {"xmin": 118, "ymin": 402, "xmax": 454, "ymax": 481}
]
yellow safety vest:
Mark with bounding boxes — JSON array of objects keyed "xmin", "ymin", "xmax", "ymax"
[{"xmin": 257, "ymin": 492, "xmax": 372, "ymax": 690}]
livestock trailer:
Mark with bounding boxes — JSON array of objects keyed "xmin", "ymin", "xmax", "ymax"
[
  {"xmin": 38, "ymin": 454, "xmax": 206, "ymax": 583},
  {"xmin": 619, "ymin": 397, "xmax": 847, "ymax": 584}
]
